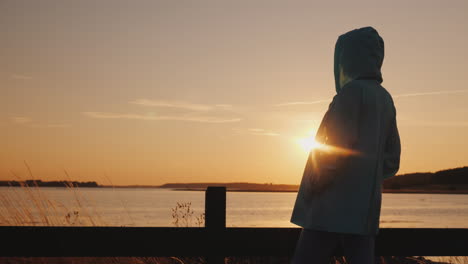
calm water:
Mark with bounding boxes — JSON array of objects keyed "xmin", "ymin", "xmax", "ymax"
[{"xmin": 1, "ymin": 187, "xmax": 468, "ymax": 228}]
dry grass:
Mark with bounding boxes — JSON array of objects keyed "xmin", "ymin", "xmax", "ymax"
[
  {"xmin": 171, "ymin": 202, "xmax": 205, "ymax": 227},
  {"xmin": 0, "ymin": 167, "xmax": 104, "ymax": 227}
]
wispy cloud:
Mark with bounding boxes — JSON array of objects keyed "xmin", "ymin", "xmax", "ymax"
[
  {"xmin": 83, "ymin": 112, "xmax": 241, "ymax": 123},
  {"xmin": 129, "ymin": 99, "xmax": 233, "ymax": 111},
  {"xmin": 213, "ymin": 104, "xmax": 234, "ymax": 109},
  {"xmin": 10, "ymin": 74, "xmax": 32, "ymax": 80},
  {"xmin": 275, "ymin": 90, "xmax": 468, "ymax": 107},
  {"xmin": 248, "ymin": 128, "xmax": 280, "ymax": 136},
  {"xmin": 292, "ymin": 118, "xmax": 322, "ymax": 123},
  {"xmin": 11, "ymin": 116, "xmax": 32, "ymax": 124},
  {"xmin": 400, "ymin": 120, "xmax": 468, "ymax": 127},
  {"xmin": 274, "ymin": 99, "xmax": 330, "ymax": 107},
  {"xmin": 45, "ymin": 123, "xmax": 71, "ymax": 128},
  {"xmin": 232, "ymin": 127, "xmax": 280, "ymax": 136},
  {"xmin": 394, "ymin": 89, "xmax": 468, "ymax": 98},
  {"xmin": 10, "ymin": 116, "xmax": 69, "ymax": 128}
]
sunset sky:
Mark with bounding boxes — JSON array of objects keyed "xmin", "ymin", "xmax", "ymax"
[{"xmin": 2, "ymin": 0, "xmax": 468, "ymax": 185}]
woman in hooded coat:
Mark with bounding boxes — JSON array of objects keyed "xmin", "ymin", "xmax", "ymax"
[{"xmin": 290, "ymin": 27, "xmax": 401, "ymax": 264}]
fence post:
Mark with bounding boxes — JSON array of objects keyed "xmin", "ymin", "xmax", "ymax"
[{"xmin": 205, "ymin": 186, "xmax": 226, "ymax": 264}]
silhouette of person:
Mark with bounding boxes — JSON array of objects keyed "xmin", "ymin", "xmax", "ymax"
[{"xmin": 290, "ymin": 26, "xmax": 401, "ymax": 264}]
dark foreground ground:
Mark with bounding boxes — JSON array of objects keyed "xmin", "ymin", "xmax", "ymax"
[{"xmin": 0, "ymin": 256, "xmax": 461, "ymax": 264}]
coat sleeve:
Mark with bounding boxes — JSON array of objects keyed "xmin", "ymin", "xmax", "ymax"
[{"xmin": 383, "ymin": 108, "xmax": 401, "ymax": 179}]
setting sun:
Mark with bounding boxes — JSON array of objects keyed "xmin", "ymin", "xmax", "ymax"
[{"xmin": 297, "ymin": 136, "xmax": 325, "ymax": 152}]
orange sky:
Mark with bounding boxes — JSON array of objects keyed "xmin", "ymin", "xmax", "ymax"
[{"xmin": 2, "ymin": 0, "xmax": 468, "ymax": 185}]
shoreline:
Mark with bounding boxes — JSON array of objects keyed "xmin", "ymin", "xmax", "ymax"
[
  {"xmin": 164, "ymin": 187, "xmax": 468, "ymax": 194},
  {"xmin": 2, "ymin": 185, "xmax": 468, "ymax": 194}
]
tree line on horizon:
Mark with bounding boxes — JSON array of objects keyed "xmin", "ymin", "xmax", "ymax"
[
  {"xmin": 0, "ymin": 180, "xmax": 99, "ymax": 188},
  {"xmin": 160, "ymin": 166, "xmax": 468, "ymax": 192},
  {"xmin": 382, "ymin": 166, "xmax": 468, "ymax": 190}
]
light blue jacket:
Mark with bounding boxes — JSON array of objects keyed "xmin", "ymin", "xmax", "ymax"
[{"xmin": 290, "ymin": 27, "xmax": 401, "ymax": 235}]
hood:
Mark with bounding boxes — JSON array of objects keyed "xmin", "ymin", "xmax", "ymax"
[{"xmin": 333, "ymin": 26, "xmax": 385, "ymax": 93}]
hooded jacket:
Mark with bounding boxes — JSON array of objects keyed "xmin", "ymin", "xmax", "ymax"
[{"xmin": 290, "ymin": 26, "xmax": 401, "ymax": 235}]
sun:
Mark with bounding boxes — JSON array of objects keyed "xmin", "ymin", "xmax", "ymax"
[{"xmin": 297, "ymin": 136, "xmax": 324, "ymax": 152}]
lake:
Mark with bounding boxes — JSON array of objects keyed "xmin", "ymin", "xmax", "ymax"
[{"xmin": 1, "ymin": 187, "xmax": 468, "ymax": 228}]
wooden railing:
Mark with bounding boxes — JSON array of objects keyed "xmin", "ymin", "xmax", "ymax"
[{"xmin": 1, "ymin": 186, "xmax": 467, "ymax": 263}]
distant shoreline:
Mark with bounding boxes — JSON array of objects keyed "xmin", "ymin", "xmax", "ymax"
[
  {"xmin": 161, "ymin": 187, "xmax": 468, "ymax": 194},
  {"xmin": 1, "ymin": 185, "xmax": 468, "ymax": 194},
  {"xmin": 2, "ymin": 165, "xmax": 467, "ymax": 194}
]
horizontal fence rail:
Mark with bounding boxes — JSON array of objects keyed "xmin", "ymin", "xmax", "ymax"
[
  {"xmin": 1, "ymin": 186, "xmax": 467, "ymax": 260},
  {"xmin": 1, "ymin": 226, "xmax": 468, "ymax": 257}
]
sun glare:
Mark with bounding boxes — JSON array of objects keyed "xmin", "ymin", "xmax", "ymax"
[{"xmin": 297, "ymin": 136, "xmax": 324, "ymax": 152}]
